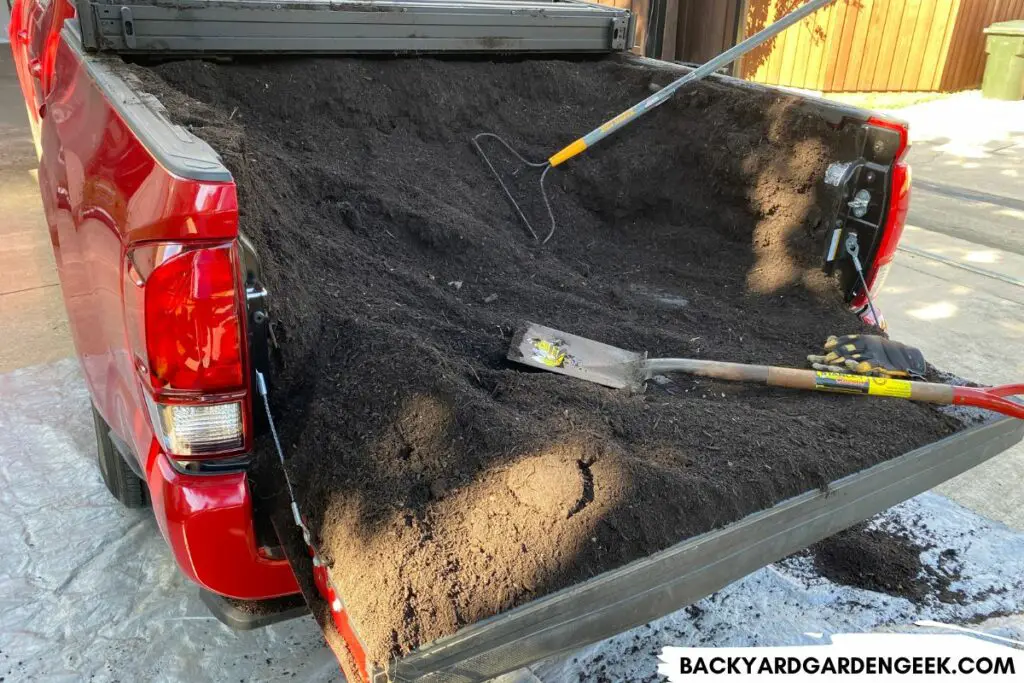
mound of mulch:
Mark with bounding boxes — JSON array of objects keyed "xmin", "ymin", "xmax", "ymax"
[
  {"xmin": 810, "ymin": 523, "xmax": 966, "ymax": 604},
  {"xmin": 137, "ymin": 55, "xmax": 959, "ymax": 667}
]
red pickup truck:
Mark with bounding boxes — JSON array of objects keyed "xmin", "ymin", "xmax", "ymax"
[
  {"xmin": 9, "ymin": 0, "xmax": 300, "ymax": 605},
  {"xmin": 11, "ymin": 0, "xmax": 1024, "ymax": 679}
]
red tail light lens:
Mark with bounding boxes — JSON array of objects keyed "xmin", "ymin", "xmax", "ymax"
[
  {"xmin": 124, "ymin": 241, "xmax": 249, "ymax": 459},
  {"xmin": 867, "ymin": 158, "xmax": 910, "ymax": 289},
  {"xmin": 864, "ymin": 116, "xmax": 913, "ymax": 288},
  {"xmin": 853, "ymin": 117, "xmax": 911, "ymax": 317},
  {"xmin": 126, "ymin": 242, "xmax": 244, "ymax": 394}
]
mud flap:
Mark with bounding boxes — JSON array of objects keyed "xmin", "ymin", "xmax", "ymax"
[
  {"xmin": 263, "ymin": 465, "xmax": 375, "ymax": 683},
  {"xmin": 199, "ymin": 589, "xmax": 308, "ymax": 631}
]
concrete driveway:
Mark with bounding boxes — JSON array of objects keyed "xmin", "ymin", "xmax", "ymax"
[
  {"xmin": 874, "ymin": 92, "xmax": 1024, "ymax": 531},
  {"xmin": 1, "ymin": 45, "xmax": 1022, "ymax": 680},
  {"xmin": 0, "ymin": 47, "xmax": 73, "ymax": 373}
]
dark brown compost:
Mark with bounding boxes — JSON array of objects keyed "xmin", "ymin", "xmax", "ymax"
[
  {"xmin": 139, "ymin": 55, "xmax": 958, "ymax": 666},
  {"xmin": 809, "ymin": 523, "xmax": 967, "ymax": 605}
]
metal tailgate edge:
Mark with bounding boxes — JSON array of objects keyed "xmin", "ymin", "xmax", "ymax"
[{"xmin": 390, "ymin": 416, "xmax": 1023, "ymax": 682}]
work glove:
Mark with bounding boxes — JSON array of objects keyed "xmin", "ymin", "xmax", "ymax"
[{"xmin": 807, "ymin": 334, "xmax": 926, "ymax": 378}]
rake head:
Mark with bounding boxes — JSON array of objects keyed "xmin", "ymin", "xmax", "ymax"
[{"xmin": 471, "ymin": 133, "xmax": 558, "ymax": 244}]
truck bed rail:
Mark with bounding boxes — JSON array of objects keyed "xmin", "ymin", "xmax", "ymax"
[{"xmin": 75, "ymin": 0, "xmax": 634, "ymax": 55}]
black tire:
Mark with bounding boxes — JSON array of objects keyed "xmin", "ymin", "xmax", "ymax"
[{"xmin": 93, "ymin": 404, "xmax": 148, "ymax": 509}]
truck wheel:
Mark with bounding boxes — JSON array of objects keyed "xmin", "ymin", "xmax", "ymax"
[{"xmin": 93, "ymin": 404, "xmax": 149, "ymax": 509}]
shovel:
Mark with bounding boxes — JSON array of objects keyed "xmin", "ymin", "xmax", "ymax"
[{"xmin": 508, "ymin": 323, "xmax": 1024, "ymax": 419}]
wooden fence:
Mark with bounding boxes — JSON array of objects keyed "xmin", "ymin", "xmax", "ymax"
[{"xmin": 649, "ymin": 0, "xmax": 1024, "ymax": 92}]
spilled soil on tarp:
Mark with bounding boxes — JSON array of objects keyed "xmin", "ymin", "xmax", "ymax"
[
  {"xmin": 810, "ymin": 523, "xmax": 967, "ymax": 605},
  {"xmin": 137, "ymin": 55, "xmax": 959, "ymax": 667}
]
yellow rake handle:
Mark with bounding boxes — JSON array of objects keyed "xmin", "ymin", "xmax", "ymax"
[{"xmin": 546, "ymin": 0, "xmax": 835, "ymax": 168}]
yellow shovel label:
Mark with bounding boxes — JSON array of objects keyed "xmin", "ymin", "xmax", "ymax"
[
  {"xmin": 867, "ymin": 376, "xmax": 913, "ymax": 399},
  {"xmin": 530, "ymin": 339, "xmax": 566, "ymax": 368},
  {"xmin": 814, "ymin": 372, "xmax": 870, "ymax": 394},
  {"xmin": 814, "ymin": 372, "xmax": 912, "ymax": 398}
]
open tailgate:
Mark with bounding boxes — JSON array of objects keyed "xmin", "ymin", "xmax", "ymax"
[{"xmin": 266, "ymin": 416, "xmax": 1023, "ymax": 682}]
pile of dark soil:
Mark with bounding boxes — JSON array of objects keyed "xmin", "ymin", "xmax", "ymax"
[
  {"xmin": 139, "ymin": 55, "xmax": 959, "ymax": 667},
  {"xmin": 809, "ymin": 524, "xmax": 966, "ymax": 604}
]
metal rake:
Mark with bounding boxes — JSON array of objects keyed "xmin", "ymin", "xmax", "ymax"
[{"xmin": 471, "ymin": 0, "xmax": 835, "ymax": 244}]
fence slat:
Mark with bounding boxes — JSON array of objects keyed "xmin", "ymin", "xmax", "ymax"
[
  {"xmin": 681, "ymin": 0, "xmax": 1024, "ymax": 92},
  {"xmin": 739, "ymin": 0, "xmax": 778, "ymax": 80},
  {"xmin": 840, "ymin": 0, "xmax": 875, "ymax": 92},
  {"xmin": 856, "ymin": 0, "xmax": 890, "ymax": 90},
  {"xmin": 723, "ymin": 0, "xmax": 740, "ymax": 63},
  {"xmin": 869, "ymin": 0, "xmax": 904, "ymax": 90},
  {"xmin": 825, "ymin": 0, "xmax": 856, "ymax": 91},
  {"xmin": 661, "ymin": 0, "xmax": 680, "ymax": 60},
  {"xmin": 887, "ymin": 0, "xmax": 921, "ymax": 90},
  {"xmin": 791, "ymin": 10, "xmax": 813, "ymax": 86},
  {"xmin": 906, "ymin": 0, "xmax": 948, "ymax": 90},
  {"xmin": 901, "ymin": 0, "xmax": 938, "ymax": 89},
  {"xmin": 943, "ymin": 0, "xmax": 983, "ymax": 90},
  {"xmin": 769, "ymin": 3, "xmax": 792, "ymax": 84},
  {"xmin": 814, "ymin": 2, "xmax": 835, "ymax": 90},
  {"xmin": 929, "ymin": 0, "xmax": 960, "ymax": 90}
]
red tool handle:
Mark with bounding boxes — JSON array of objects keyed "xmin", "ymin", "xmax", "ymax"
[{"xmin": 952, "ymin": 384, "xmax": 1024, "ymax": 420}]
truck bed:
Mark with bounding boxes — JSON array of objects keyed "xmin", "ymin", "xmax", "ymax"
[
  {"xmin": 62, "ymin": 27, "xmax": 1023, "ymax": 680},
  {"xmin": 136, "ymin": 51, "xmax": 966, "ymax": 669}
]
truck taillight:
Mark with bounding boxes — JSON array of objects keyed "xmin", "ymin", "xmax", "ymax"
[
  {"xmin": 129, "ymin": 243, "xmax": 244, "ymax": 392},
  {"xmin": 147, "ymin": 398, "xmax": 245, "ymax": 456},
  {"xmin": 868, "ymin": 261, "xmax": 893, "ymax": 299},
  {"xmin": 853, "ymin": 116, "xmax": 910, "ymax": 316},
  {"xmin": 125, "ymin": 241, "xmax": 249, "ymax": 459}
]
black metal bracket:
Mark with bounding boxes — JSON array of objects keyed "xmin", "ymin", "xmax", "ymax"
[{"xmin": 239, "ymin": 233, "xmax": 271, "ymax": 434}]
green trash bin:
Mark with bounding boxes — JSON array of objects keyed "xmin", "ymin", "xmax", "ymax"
[{"xmin": 982, "ymin": 20, "xmax": 1024, "ymax": 100}]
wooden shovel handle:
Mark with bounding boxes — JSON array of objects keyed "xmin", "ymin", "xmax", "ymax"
[
  {"xmin": 765, "ymin": 366, "xmax": 954, "ymax": 403},
  {"xmin": 646, "ymin": 359, "xmax": 1024, "ymax": 419}
]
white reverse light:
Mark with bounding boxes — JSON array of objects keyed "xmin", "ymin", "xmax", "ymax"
[{"xmin": 150, "ymin": 400, "xmax": 244, "ymax": 456}]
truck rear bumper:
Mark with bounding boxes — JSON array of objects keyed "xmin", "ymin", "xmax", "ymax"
[
  {"xmin": 146, "ymin": 448, "xmax": 300, "ymax": 600},
  {"xmin": 199, "ymin": 589, "xmax": 309, "ymax": 630}
]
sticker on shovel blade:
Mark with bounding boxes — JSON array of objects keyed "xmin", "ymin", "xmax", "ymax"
[{"xmin": 530, "ymin": 338, "xmax": 569, "ymax": 368}]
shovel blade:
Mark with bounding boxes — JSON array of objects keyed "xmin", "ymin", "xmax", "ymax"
[{"xmin": 508, "ymin": 322, "xmax": 646, "ymax": 390}]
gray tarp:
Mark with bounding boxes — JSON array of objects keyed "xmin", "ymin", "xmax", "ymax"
[{"xmin": 0, "ymin": 359, "xmax": 339, "ymax": 681}]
